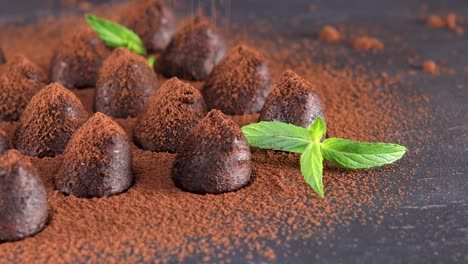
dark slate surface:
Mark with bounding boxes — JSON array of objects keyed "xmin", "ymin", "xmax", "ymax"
[{"xmin": 0, "ymin": 0, "xmax": 466, "ymax": 263}]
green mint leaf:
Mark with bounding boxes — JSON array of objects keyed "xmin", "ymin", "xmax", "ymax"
[
  {"xmin": 300, "ymin": 143, "xmax": 324, "ymax": 197},
  {"xmin": 85, "ymin": 14, "xmax": 146, "ymax": 55},
  {"xmin": 307, "ymin": 116, "xmax": 326, "ymax": 142},
  {"xmin": 321, "ymin": 138, "xmax": 407, "ymax": 169},
  {"xmin": 147, "ymin": 55, "xmax": 156, "ymax": 67},
  {"xmin": 241, "ymin": 121, "xmax": 312, "ymax": 153}
]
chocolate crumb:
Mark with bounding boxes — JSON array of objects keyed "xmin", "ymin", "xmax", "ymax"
[
  {"xmin": 173, "ymin": 109, "xmax": 251, "ymax": 194},
  {"xmin": 50, "ymin": 27, "xmax": 110, "ymax": 88},
  {"xmin": 134, "ymin": 77, "xmax": 207, "ymax": 153},
  {"xmin": 203, "ymin": 45, "xmax": 273, "ymax": 115},
  {"xmin": 95, "ymin": 47, "xmax": 159, "ymax": 118},
  {"xmin": 259, "ymin": 70, "xmax": 325, "ymax": 128},
  {"xmin": 14, "ymin": 83, "xmax": 89, "ymax": 158},
  {"xmin": 54, "ymin": 112, "xmax": 133, "ymax": 198},
  {"xmin": 0, "ymin": 150, "xmax": 48, "ymax": 242},
  {"xmin": 120, "ymin": 0, "xmax": 176, "ymax": 52},
  {"xmin": 319, "ymin": 26, "xmax": 341, "ymax": 42},
  {"xmin": 156, "ymin": 15, "xmax": 227, "ymax": 81},
  {"xmin": 0, "ymin": 55, "xmax": 47, "ymax": 121}
]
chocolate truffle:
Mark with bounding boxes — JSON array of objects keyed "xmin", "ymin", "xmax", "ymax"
[
  {"xmin": 134, "ymin": 77, "xmax": 207, "ymax": 153},
  {"xmin": 95, "ymin": 47, "xmax": 159, "ymax": 118},
  {"xmin": 156, "ymin": 15, "xmax": 227, "ymax": 81},
  {"xmin": 0, "ymin": 150, "xmax": 48, "ymax": 242},
  {"xmin": 50, "ymin": 27, "xmax": 110, "ymax": 88},
  {"xmin": 120, "ymin": 0, "xmax": 176, "ymax": 52},
  {"xmin": 173, "ymin": 110, "xmax": 251, "ymax": 194},
  {"xmin": 259, "ymin": 70, "xmax": 325, "ymax": 128},
  {"xmin": 14, "ymin": 83, "xmax": 89, "ymax": 158},
  {"xmin": 54, "ymin": 112, "xmax": 133, "ymax": 198},
  {"xmin": 202, "ymin": 45, "xmax": 273, "ymax": 115},
  {"xmin": 0, "ymin": 55, "xmax": 47, "ymax": 121},
  {"xmin": 0, "ymin": 129, "xmax": 9, "ymax": 156},
  {"xmin": 0, "ymin": 48, "xmax": 5, "ymax": 64}
]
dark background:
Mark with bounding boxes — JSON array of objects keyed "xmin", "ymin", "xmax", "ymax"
[{"xmin": 0, "ymin": 0, "xmax": 467, "ymax": 263}]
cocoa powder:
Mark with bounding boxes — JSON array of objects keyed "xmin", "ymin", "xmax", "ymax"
[{"xmin": 0, "ymin": 2, "xmax": 434, "ymax": 263}]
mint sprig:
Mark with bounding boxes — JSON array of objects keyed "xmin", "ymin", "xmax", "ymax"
[
  {"xmin": 85, "ymin": 14, "xmax": 154, "ymax": 66},
  {"xmin": 241, "ymin": 117, "xmax": 407, "ymax": 197}
]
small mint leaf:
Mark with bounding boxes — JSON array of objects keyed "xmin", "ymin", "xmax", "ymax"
[
  {"xmin": 147, "ymin": 55, "xmax": 156, "ymax": 67},
  {"xmin": 321, "ymin": 138, "xmax": 407, "ymax": 169},
  {"xmin": 85, "ymin": 14, "xmax": 146, "ymax": 55},
  {"xmin": 307, "ymin": 116, "xmax": 326, "ymax": 142},
  {"xmin": 241, "ymin": 121, "xmax": 311, "ymax": 153},
  {"xmin": 300, "ymin": 143, "xmax": 324, "ymax": 197}
]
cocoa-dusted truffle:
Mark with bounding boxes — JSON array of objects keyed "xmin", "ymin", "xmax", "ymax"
[
  {"xmin": 0, "ymin": 150, "xmax": 48, "ymax": 242},
  {"xmin": 120, "ymin": 0, "xmax": 176, "ymax": 52},
  {"xmin": 50, "ymin": 27, "xmax": 110, "ymax": 88},
  {"xmin": 173, "ymin": 110, "xmax": 251, "ymax": 194},
  {"xmin": 0, "ymin": 48, "xmax": 5, "ymax": 64},
  {"xmin": 95, "ymin": 47, "xmax": 159, "ymax": 118},
  {"xmin": 0, "ymin": 129, "xmax": 9, "ymax": 156},
  {"xmin": 202, "ymin": 45, "xmax": 273, "ymax": 115},
  {"xmin": 259, "ymin": 70, "xmax": 325, "ymax": 128},
  {"xmin": 0, "ymin": 55, "xmax": 47, "ymax": 121},
  {"xmin": 54, "ymin": 112, "xmax": 133, "ymax": 198},
  {"xmin": 156, "ymin": 15, "xmax": 227, "ymax": 81},
  {"xmin": 14, "ymin": 83, "xmax": 89, "ymax": 158},
  {"xmin": 134, "ymin": 77, "xmax": 207, "ymax": 153}
]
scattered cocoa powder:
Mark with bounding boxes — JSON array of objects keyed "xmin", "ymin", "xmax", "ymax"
[
  {"xmin": 0, "ymin": 1, "xmax": 437, "ymax": 263},
  {"xmin": 319, "ymin": 26, "xmax": 341, "ymax": 42},
  {"xmin": 350, "ymin": 36, "xmax": 384, "ymax": 51}
]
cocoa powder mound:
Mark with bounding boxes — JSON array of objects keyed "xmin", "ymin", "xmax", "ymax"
[
  {"xmin": 350, "ymin": 36, "xmax": 384, "ymax": 51},
  {"xmin": 0, "ymin": 2, "xmax": 435, "ymax": 263},
  {"xmin": 319, "ymin": 26, "xmax": 341, "ymax": 42}
]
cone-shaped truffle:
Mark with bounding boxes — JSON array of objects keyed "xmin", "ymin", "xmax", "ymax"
[
  {"xmin": 203, "ymin": 45, "xmax": 273, "ymax": 115},
  {"xmin": 259, "ymin": 70, "xmax": 325, "ymax": 128},
  {"xmin": 0, "ymin": 48, "xmax": 5, "ymax": 64},
  {"xmin": 120, "ymin": 0, "xmax": 176, "ymax": 52},
  {"xmin": 54, "ymin": 112, "xmax": 133, "ymax": 198},
  {"xmin": 95, "ymin": 47, "xmax": 159, "ymax": 118},
  {"xmin": 0, "ymin": 150, "xmax": 48, "ymax": 242},
  {"xmin": 50, "ymin": 27, "xmax": 110, "ymax": 88},
  {"xmin": 14, "ymin": 83, "xmax": 89, "ymax": 158},
  {"xmin": 134, "ymin": 77, "xmax": 207, "ymax": 153},
  {"xmin": 173, "ymin": 110, "xmax": 251, "ymax": 194},
  {"xmin": 156, "ymin": 15, "xmax": 227, "ymax": 81},
  {"xmin": 0, "ymin": 55, "xmax": 47, "ymax": 121},
  {"xmin": 0, "ymin": 130, "xmax": 9, "ymax": 156}
]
